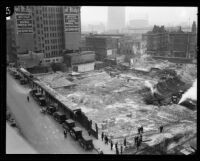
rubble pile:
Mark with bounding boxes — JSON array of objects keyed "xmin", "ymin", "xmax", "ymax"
[
  {"xmin": 177, "ymin": 64, "xmax": 197, "ymax": 86},
  {"xmin": 35, "ymin": 66, "xmax": 196, "ymax": 154}
]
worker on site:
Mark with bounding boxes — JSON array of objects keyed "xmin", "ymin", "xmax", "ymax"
[
  {"xmin": 136, "ymin": 139, "xmax": 141, "ymax": 150},
  {"xmin": 120, "ymin": 145, "xmax": 123, "ymax": 154},
  {"xmin": 27, "ymin": 95, "xmax": 29, "ymax": 102},
  {"xmin": 138, "ymin": 127, "xmax": 141, "ymax": 134},
  {"xmin": 134, "ymin": 136, "xmax": 138, "ymax": 145},
  {"xmin": 124, "ymin": 137, "xmax": 127, "ymax": 147},
  {"xmin": 139, "ymin": 134, "xmax": 143, "ymax": 143},
  {"xmin": 110, "ymin": 140, "xmax": 113, "ymax": 150},
  {"xmin": 115, "ymin": 142, "xmax": 118, "ymax": 150},
  {"xmin": 160, "ymin": 125, "xmax": 163, "ymax": 133},
  {"xmin": 116, "ymin": 147, "xmax": 119, "ymax": 155},
  {"xmin": 64, "ymin": 129, "xmax": 67, "ymax": 138},
  {"xmin": 104, "ymin": 135, "xmax": 107, "ymax": 144},
  {"xmin": 140, "ymin": 126, "xmax": 144, "ymax": 133},
  {"xmin": 101, "ymin": 132, "xmax": 104, "ymax": 141}
]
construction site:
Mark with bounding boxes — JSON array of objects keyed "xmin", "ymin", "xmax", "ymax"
[{"xmin": 35, "ymin": 55, "xmax": 197, "ymax": 154}]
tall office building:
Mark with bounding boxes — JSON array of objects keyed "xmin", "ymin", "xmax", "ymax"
[
  {"xmin": 63, "ymin": 6, "xmax": 81, "ymax": 51},
  {"xmin": 9, "ymin": 6, "xmax": 81, "ymax": 60},
  {"xmin": 107, "ymin": 7, "xmax": 126, "ymax": 32}
]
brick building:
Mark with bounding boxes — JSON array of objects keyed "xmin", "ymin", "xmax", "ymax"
[
  {"xmin": 144, "ymin": 24, "xmax": 197, "ymax": 59},
  {"xmin": 63, "ymin": 51, "xmax": 95, "ymax": 72},
  {"xmin": 85, "ymin": 34, "xmax": 121, "ymax": 61},
  {"xmin": 8, "ymin": 6, "xmax": 81, "ymax": 64}
]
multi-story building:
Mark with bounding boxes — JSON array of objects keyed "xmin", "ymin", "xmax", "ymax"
[
  {"xmin": 85, "ymin": 34, "xmax": 121, "ymax": 61},
  {"xmin": 107, "ymin": 7, "xmax": 125, "ymax": 32},
  {"xmin": 6, "ymin": 19, "xmax": 17, "ymax": 63},
  {"xmin": 63, "ymin": 51, "xmax": 95, "ymax": 72},
  {"xmin": 144, "ymin": 24, "xmax": 197, "ymax": 59},
  {"xmin": 8, "ymin": 6, "xmax": 81, "ymax": 64}
]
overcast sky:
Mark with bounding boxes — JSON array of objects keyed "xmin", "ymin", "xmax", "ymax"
[{"xmin": 81, "ymin": 7, "xmax": 198, "ymax": 26}]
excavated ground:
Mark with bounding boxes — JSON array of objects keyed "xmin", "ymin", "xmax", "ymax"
[{"xmin": 36, "ymin": 63, "xmax": 197, "ymax": 154}]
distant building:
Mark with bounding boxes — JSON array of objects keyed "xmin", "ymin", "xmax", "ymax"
[
  {"xmin": 63, "ymin": 6, "xmax": 81, "ymax": 51},
  {"xmin": 144, "ymin": 24, "xmax": 197, "ymax": 59},
  {"xmin": 17, "ymin": 50, "xmax": 44, "ymax": 68},
  {"xmin": 118, "ymin": 36, "xmax": 134, "ymax": 55},
  {"xmin": 63, "ymin": 51, "xmax": 95, "ymax": 72},
  {"xmin": 107, "ymin": 7, "xmax": 125, "ymax": 32},
  {"xmin": 85, "ymin": 34, "xmax": 121, "ymax": 61},
  {"xmin": 82, "ymin": 23, "xmax": 105, "ymax": 34},
  {"xmin": 6, "ymin": 20, "xmax": 17, "ymax": 63}
]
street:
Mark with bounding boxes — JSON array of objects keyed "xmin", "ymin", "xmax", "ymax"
[{"xmin": 6, "ymin": 72, "xmax": 97, "ymax": 154}]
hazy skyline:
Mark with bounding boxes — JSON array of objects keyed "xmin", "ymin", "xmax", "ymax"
[{"xmin": 81, "ymin": 7, "xmax": 198, "ymax": 27}]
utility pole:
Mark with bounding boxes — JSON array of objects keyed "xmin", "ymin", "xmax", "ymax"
[{"xmin": 186, "ymin": 17, "xmax": 190, "ymax": 58}]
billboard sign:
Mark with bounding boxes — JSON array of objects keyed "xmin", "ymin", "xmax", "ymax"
[
  {"xmin": 15, "ymin": 6, "xmax": 33, "ymax": 34},
  {"xmin": 64, "ymin": 6, "xmax": 80, "ymax": 32}
]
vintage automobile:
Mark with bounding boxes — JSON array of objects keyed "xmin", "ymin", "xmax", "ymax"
[
  {"xmin": 62, "ymin": 119, "xmax": 75, "ymax": 131},
  {"xmin": 30, "ymin": 89, "xmax": 38, "ymax": 96},
  {"xmin": 78, "ymin": 134, "xmax": 94, "ymax": 150},
  {"xmin": 38, "ymin": 97, "xmax": 46, "ymax": 106},
  {"xmin": 14, "ymin": 73, "xmax": 21, "ymax": 79},
  {"xmin": 20, "ymin": 78, "xmax": 27, "ymax": 85},
  {"xmin": 53, "ymin": 112, "xmax": 67, "ymax": 124},
  {"xmin": 70, "ymin": 126, "xmax": 82, "ymax": 140},
  {"xmin": 34, "ymin": 92, "xmax": 43, "ymax": 99},
  {"xmin": 46, "ymin": 105, "xmax": 57, "ymax": 115},
  {"xmin": 40, "ymin": 108, "xmax": 46, "ymax": 114}
]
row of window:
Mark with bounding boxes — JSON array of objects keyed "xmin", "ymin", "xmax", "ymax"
[
  {"xmin": 44, "ymin": 50, "xmax": 61, "ymax": 58},
  {"xmin": 44, "ymin": 58, "xmax": 59, "ymax": 63}
]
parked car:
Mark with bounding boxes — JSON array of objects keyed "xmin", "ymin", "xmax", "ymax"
[
  {"xmin": 14, "ymin": 74, "xmax": 21, "ymax": 79},
  {"xmin": 53, "ymin": 112, "xmax": 67, "ymax": 124},
  {"xmin": 63, "ymin": 119, "xmax": 75, "ymax": 131},
  {"xmin": 38, "ymin": 97, "xmax": 46, "ymax": 106},
  {"xmin": 70, "ymin": 126, "xmax": 82, "ymax": 140},
  {"xmin": 46, "ymin": 105, "xmax": 57, "ymax": 115},
  {"xmin": 20, "ymin": 78, "xmax": 27, "ymax": 85},
  {"xmin": 78, "ymin": 134, "xmax": 94, "ymax": 150}
]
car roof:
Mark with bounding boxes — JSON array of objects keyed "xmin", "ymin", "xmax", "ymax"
[
  {"xmin": 73, "ymin": 127, "xmax": 82, "ymax": 132},
  {"xmin": 65, "ymin": 119, "xmax": 75, "ymax": 123}
]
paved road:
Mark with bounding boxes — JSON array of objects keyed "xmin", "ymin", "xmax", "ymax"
[
  {"xmin": 6, "ymin": 72, "xmax": 97, "ymax": 154},
  {"xmin": 6, "ymin": 123, "xmax": 38, "ymax": 154}
]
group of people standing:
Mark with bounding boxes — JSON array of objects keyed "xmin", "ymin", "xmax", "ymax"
[
  {"xmin": 101, "ymin": 132, "xmax": 127, "ymax": 155},
  {"xmin": 134, "ymin": 126, "xmax": 144, "ymax": 150}
]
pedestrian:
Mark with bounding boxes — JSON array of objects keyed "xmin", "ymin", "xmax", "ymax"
[
  {"xmin": 134, "ymin": 136, "xmax": 137, "ymax": 145},
  {"xmin": 115, "ymin": 142, "xmax": 118, "ymax": 150},
  {"xmin": 139, "ymin": 134, "xmax": 143, "ymax": 143},
  {"xmin": 124, "ymin": 137, "xmax": 127, "ymax": 147},
  {"xmin": 160, "ymin": 126, "xmax": 163, "ymax": 133},
  {"xmin": 136, "ymin": 139, "xmax": 141, "ymax": 150},
  {"xmin": 116, "ymin": 148, "xmax": 119, "ymax": 155},
  {"xmin": 135, "ymin": 136, "xmax": 139, "ymax": 146},
  {"xmin": 110, "ymin": 140, "xmax": 113, "ymax": 150},
  {"xmin": 106, "ymin": 136, "xmax": 109, "ymax": 144},
  {"xmin": 63, "ymin": 129, "xmax": 66, "ymax": 138},
  {"xmin": 101, "ymin": 132, "xmax": 104, "ymax": 141},
  {"xmin": 27, "ymin": 96, "xmax": 29, "ymax": 102},
  {"xmin": 138, "ymin": 127, "xmax": 140, "ymax": 134},
  {"xmin": 120, "ymin": 145, "xmax": 123, "ymax": 154},
  {"xmin": 64, "ymin": 129, "xmax": 67, "ymax": 138},
  {"xmin": 99, "ymin": 150, "xmax": 104, "ymax": 154},
  {"xmin": 104, "ymin": 135, "xmax": 107, "ymax": 144},
  {"xmin": 141, "ymin": 126, "xmax": 143, "ymax": 133}
]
